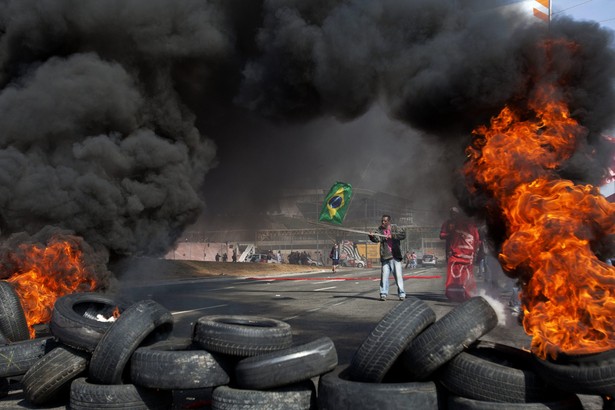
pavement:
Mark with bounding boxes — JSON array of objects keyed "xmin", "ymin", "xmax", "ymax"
[{"xmin": 0, "ymin": 261, "xmax": 607, "ymax": 409}]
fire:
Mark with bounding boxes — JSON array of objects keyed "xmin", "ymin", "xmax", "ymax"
[
  {"xmin": 464, "ymin": 81, "xmax": 615, "ymax": 360},
  {"xmin": 6, "ymin": 238, "xmax": 99, "ymax": 338}
]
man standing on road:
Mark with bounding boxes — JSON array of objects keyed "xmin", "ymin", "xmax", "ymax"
[{"xmin": 368, "ymin": 214, "xmax": 407, "ymax": 301}]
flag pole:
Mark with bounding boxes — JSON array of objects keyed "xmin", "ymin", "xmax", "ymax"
[{"xmin": 305, "ymin": 219, "xmax": 387, "ymax": 237}]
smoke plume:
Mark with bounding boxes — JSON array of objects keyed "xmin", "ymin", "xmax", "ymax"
[{"xmin": 0, "ymin": 0, "xmax": 612, "ymax": 263}]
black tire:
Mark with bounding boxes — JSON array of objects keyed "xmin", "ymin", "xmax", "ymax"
[
  {"xmin": 0, "ymin": 281, "xmax": 29, "ymax": 342},
  {"xmin": 89, "ymin": 299, "xmax": 174, "ymax": 384},
  {"xmin": 130, "ymin": 337, "xmax": 230, "ymax": 389},
  {"xmin": 0, "ymin": 378, "xmax": 9, "ymax": 399},
  {"xmin": 70, "ymin": 377, "xmax": 172, "ymax": 409},
  {"xmin": 50, "ymin": 292, "xmax": 125, "ymax": 352},
  {"xmin": 401, "ymin": 296, "xmax": 498, "ymax": 381},
  {"xmin": 0, "ymin": 329, "xmax": 9, "ymax": 345},
  {"xmin": 212, "ymin": 381, "xmax": 316, "ymax": 410},
  {"xmin": 348, "ymin": 296, "xmax": 435, "ymax": 382},
  {"xmin": 437, "ymin": 340, "xmax": 567, "ymax": 403},
  {"xmin": 235, "ymin": 336, "xmax": 337, "ymax": 389},
  {"xmin": 0, "ymin": 336, "xmax": 57, "ymax": 377},
  {"xmin": 317, "ymin": 365, "xmax": 438, "ymax": 410},
  {"xmin": 532, "ymin": 349, "xmax": 615, "ymax": 396},
  {"xmin": 446, "ymin": 394, "xmax": 583, "ymax": 409},
  {"xmin": 22, "ymin": 344, "xmax": 90, "ymax": 405},
  {"xmin": 193, "ymin": 315, "xmax": 292, "ymax": 357}
]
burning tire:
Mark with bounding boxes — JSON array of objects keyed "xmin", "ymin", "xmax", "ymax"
[
  {"xmin": 0, "ymin": 336, "xmax": 57, "ymax": 377},
  {"xmin": 317, "ymin": 365, "xmax": 438, "ymax": 410},
  {"xmin": 348, "ymin": 296, "xmax": 435, "ymax": 382},
  {"xmin": 212, "ymin": 381, "xmax": 316, "ymax": 409},
  {"xmin": 0, "ymin": 281, "xmax": 30, "ymax": 342},
  {"xmin": 89, "ymin": 299, "xmax": 174, "ymax": 385},
  {"xmin": 401, "ymin": 296, "xmax": 498, "ymax": 381},
  {"xmin": 50, "ymin": 292, "xmax": 125, "ymax": 352},
  {"xmin": 22, "ymin": 344, "xmax": 89, "ymax": 405},
  {"xmin": 235, "ymin": 336, "xmax": 338, "ymax": 389},
  {"xmin": 70, "ymin": 377, "xmax": 172, "ymax": 409},
  {"xmin": 437, "ymin": 340, "xmax": 570, "ymax": 403},
  {"xmin": 130, "ymin": 337, "xmax": 230, "ymax": 390},
  {"xmin": 193, "ymin": 315, "xmax": 292, "ymax": 357},
  {"xmin": 446, "ymin": 395, "xmax": 583, "ymax": 409},
  {"xmin": 532, "ymin": 349, "xmax": 615, "ymax": 397}
]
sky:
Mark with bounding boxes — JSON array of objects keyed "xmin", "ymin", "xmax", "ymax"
[{"xmin": 521, "ymin": 0, "xmax": 615, "ymax": 32}]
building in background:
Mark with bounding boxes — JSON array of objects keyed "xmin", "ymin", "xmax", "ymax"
[{"xmin": 165, "ymin": 187, "xmax": 444, "ymax": 265}]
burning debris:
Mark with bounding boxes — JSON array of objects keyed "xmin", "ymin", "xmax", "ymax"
[
  {"xmin": 463, "ymin": 41, "xmax": 615, "ymax": 360},
  {"xmin": 0, "ymin": 0, "xmax": 611, "ymax": 374},
  {"xmin": 0, "ymin": 228, "xmax": 113, "ymax": 337}
]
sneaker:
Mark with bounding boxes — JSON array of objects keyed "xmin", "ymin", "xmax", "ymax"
[
  {"xmin": 399, "ymin": 295, "xmax": 406, "ymax": 301},
  {"xmin": 379, "ymin": 294, "xmax": 387, "ymax": 301}
]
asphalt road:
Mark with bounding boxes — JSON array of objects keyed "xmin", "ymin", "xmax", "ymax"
[{"xmin": 0, "ymin": 264, "xmax": 604, "ymax": 409}]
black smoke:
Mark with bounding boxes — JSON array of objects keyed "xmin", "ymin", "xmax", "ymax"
[{"xmin": 0, "ymin": 0, "xmax": 612, "ymax": 263}]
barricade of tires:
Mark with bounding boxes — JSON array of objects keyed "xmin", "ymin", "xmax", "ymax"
[
  {"xmin": 0, "ymin": 279, "xmax": 611, "ymax": 409},
  {"xmin": 0, "ymin": 285, "xmax": 339, "ymax": 409}
]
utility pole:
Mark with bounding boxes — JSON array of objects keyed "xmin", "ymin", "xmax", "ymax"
[
  {"xmin": 364, "ymin": 198, "xmax": 368, "ymax": 267},
  {"xmin": 533, "ymin": 0, "xmax": 551, "ymax": 27}
]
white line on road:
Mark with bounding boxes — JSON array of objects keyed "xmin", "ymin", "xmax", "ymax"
[
  {"xmin": 172, "ymin": 304, "xmax": 228, "ymax": 315},
  {"xmin": 313, "ymin": 286, "xmax": 337, "ymax": 291}
]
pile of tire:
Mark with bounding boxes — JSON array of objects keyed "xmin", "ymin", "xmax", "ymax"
[
  {"xmin": 0, "ymin": 279, "xmax": 612, "ymax": 409},
  {"xmin": 323, "ymin": 295, "xmax": 588, "ymax": 410},
  {"xmin": 0, "ymin": 283, "xmax": 339, "ymax": 409}
]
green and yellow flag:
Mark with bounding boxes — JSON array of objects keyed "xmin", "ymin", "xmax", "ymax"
[{"xmin": 319, "ymin": 182, "xmax": 352, "ymax": 225}]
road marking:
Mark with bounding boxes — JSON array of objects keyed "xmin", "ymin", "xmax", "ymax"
[
  {"xmin": 172, "ymin": 304, "xmax": 228, "ymax": 315},
  {"xmin": 210, "ymin": 286, "xmax": 235, "ymax": 291},
  {"xmin": 314, "ymin": 286, "xmax": 337, "ymax": 291}
]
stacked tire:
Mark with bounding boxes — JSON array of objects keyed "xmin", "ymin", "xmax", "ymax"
[
  {"xmin": 13, "ymin": 289, "xmax": 338, "ymax": 409},
  {"xmin": 327, "ymin": 296, "xmax": 583, "ymax": 410},
  {"xmin": 192, "ymin": 315, "xmax": 338, "ymax": 409},
  {"xmin": 0, "ymin": 281, "xmax": 56, "ymax": 401},
  {"xmin": 1, "ymin": 285, "xmax": 607, "ymax": 409}
]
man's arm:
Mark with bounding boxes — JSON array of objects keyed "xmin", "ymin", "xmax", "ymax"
[
  {"xmin": 368, "ymin": 227, "xmax": 381, "ymax": 243},
  {"xmin": 392, "ymin": 225, "xmax": 406, "ymax": 240}
]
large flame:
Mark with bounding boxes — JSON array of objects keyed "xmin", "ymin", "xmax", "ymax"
[
  {"xmin": 464, "ymin": 82, "xmax": 615, "ymax": 360},
  {"xmin": 6, "ymin": 238, "xmax": 99, "ymax": 338}
]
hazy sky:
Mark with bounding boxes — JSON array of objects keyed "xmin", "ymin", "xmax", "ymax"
[{"xmin": 521, "ymin": 0, "xmax": 615, "ymax": 32}]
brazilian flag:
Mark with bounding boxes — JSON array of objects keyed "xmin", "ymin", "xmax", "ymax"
[{"xmin": 319, "ymin": 182, "xmax": 352, "ymax": 225}]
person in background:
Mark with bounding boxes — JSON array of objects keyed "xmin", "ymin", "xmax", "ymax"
[
  {"xmin": 232, "ymin": 249, "xmax": 237, "ymax": 262},
  {"xmin": 439, "ymin": 207, "xmax": 480, "ymax": 302},
  {"xmin": 410, "ymin": 251, "xmax": 418, "ymax": 269},
  {"xmin": 277, "ymin": 251, "xmax": 283, "ymax": 263},
  {"xmin": 404, "ymin": 251, "xmax": 412, "ymax": 268},
  {"xmin": 368, "ymin": 214, "xmax": 407, "ymax": 301},
  {"xmin": 476, "ymin": 225, "xmax": 493, "ymax": 286},
  {"xmin": 329, "ymin": 243, "xmax": 340, "ymax": 272},
  {"xmin": 215, "ymin": 252, "xmax": 220, "ymax": 262}
]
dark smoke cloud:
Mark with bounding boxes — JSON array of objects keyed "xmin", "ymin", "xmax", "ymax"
[{"xmin": 0, "ymin": 0, "xmax": 612, "ymax": 262}]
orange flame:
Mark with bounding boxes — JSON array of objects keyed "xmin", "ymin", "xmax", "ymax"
[
  {"xmin": 464, "ymin": 82, "xmax": 615, "ymax": 360},
  {"xmin": 112, "ymin": 306, "xmax": 120, "ymax": 319},
  {"xmin": 6, "ymin": 238, "xmax": 99, "ymax": 338}
]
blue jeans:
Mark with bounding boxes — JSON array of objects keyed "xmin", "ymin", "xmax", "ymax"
[{"xmin": 380, "ymin": 258, "xmax": 405, "ymax": 297}]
